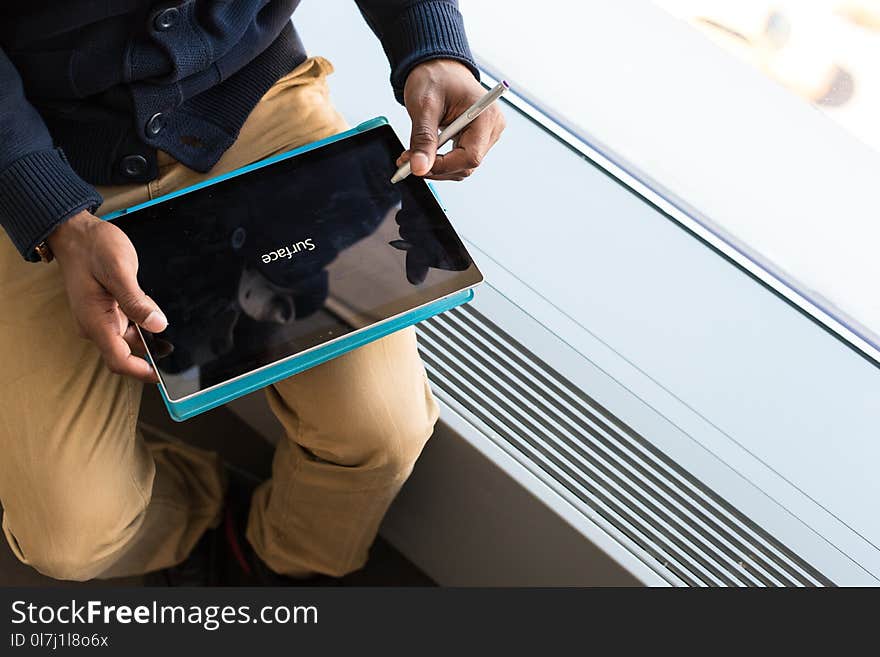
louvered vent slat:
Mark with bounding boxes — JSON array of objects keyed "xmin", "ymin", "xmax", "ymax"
[{"xmin": 416, "ymin": 304, "xmax": 833, "ymax": 588}]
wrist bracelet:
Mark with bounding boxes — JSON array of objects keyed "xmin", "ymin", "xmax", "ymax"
[{"xmin": 35, "ymin": 241, "xmax": 54, "ymax": 263}]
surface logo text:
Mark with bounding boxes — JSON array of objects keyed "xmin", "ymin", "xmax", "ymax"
[{"xmin": 261, "ymin": 238, "xmax": 315, "ymax": 263}]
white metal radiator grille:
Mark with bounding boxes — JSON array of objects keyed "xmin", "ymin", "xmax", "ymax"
[{"xmin": 416, "ymin": 304, "xmax": 833, "ymax": 587}]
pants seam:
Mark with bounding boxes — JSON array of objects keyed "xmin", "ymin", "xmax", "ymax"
[{"xmin": 125, "ymin": 377, "xmax": 150, "ymax": 511}]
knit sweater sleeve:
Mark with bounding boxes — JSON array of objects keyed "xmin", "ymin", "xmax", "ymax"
[
  {"xmin": 355, "ymin": 0, "xmax": 480, "ymax": 104},
  {"xmin": 0, "ymin": 47, "xmax": 102, "ymax": 262}
]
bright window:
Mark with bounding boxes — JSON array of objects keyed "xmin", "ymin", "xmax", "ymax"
[
  {"xmin": 654, "ymin": 1, "xmax": 880, "ymax": 153},
  {"xmin": 461, "ymin": 0, "xmax": 880, "ymax": 363}
]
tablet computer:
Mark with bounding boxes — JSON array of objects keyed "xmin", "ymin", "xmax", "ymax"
[{"xmin": 104, "ymin": 117, "xmax": 482, "ymax": 421}]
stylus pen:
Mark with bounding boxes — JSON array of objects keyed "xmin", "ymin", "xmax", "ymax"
[{"xmin": 390, "ymin": 80, "xmax": 509, "ymax": 184}]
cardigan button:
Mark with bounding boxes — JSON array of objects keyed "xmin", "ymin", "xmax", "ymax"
[
  {"xmin": 153, "ymin": 7, "xmax": 180, "ymax": 31},
  {"xmin": 120, "ymin": 155, "xmax": 148, "ymax": 178},
  {"xmin": 146, "ymin": 112, "xmax": 166, "ymax": 137}
]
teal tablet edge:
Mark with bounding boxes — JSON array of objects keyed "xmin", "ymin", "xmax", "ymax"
[{"xmin": 160, "ymin": 289, "xmax": 474, "ymax": 421}]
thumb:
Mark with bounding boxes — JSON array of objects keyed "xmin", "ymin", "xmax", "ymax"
[
  {"xmin": 102, "ymin": 266, "xmax": 168, "ymax": 333},
  {"xmin": 408, "ymin": 94, "xmax": 443, "ymax": 176}
]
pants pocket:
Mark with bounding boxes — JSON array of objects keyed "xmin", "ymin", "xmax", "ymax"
[{"xmin": 262, "ymin": 56, "xmax": 336, "ymax": 101}]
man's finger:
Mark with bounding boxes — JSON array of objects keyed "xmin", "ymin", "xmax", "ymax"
[
  {"xmin": 84, "ymin": 313, "xmax": 158, "ymax": 382},
  {"xmin": 407, "ymin": 93, "xmax": 444, "ymax": 176},
  {"xmin": 488, "ymin": 110, "xmax": 506, "ymax": 148},
  {"xmin": 100, "ymin": 262, "xmax": 168, "ymax": 332},
  {"xmin": 124, "ymin": 322, "xmax": 175, "ymax": 360},
  {"xmin": 429, "ymin": 113, "xmax": 493, "ymax": 177},
  {"xmin": 426, "ymin": 171, "xmax": 469, "ymax": 182},
  {"xmin": 123, "ymin": 323, "xmax": 147, "ymax": 358}
]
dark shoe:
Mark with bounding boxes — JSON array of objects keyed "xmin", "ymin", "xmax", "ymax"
[
  {"xmin": 143, "ymin": 527, "xmax": 220, "ymax": 586},
  {"xmin": 143, "ymin": 466, "xmax": 254, "ymax": 587},
  {"xmin": 217, "ymin": 475, "xmax": 341, "ymax": 587},
  {"xmin": 143, "ymin": 468, "xmax": 335, "ymax": 587}
]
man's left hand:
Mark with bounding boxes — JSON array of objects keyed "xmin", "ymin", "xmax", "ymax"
[{"xmin": 399, "ymin": 59, "xmax": 506, "ymax": 181}]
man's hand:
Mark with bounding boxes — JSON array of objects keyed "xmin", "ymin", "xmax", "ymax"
[
  {"xmin": 399, "ymin": 59, "xmax": 505, "ymax": 181},
  {"xmin": 48, "ymin": 210, "xmax": 167, "ymax": 382}
]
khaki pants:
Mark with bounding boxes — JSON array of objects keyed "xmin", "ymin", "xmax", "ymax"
[{"xmin": 0, "ymin": 57, "xmax": 439, "ymax": 581}]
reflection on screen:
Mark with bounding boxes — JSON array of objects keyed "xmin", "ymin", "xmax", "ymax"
[{"xmin": 112, "ymin": 126, "xmax": 481, "ymax": 400}]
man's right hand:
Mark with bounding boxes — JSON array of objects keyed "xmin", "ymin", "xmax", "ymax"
[{"xmin": 47, "ymin": 210, "xmax": 167, "ymax": 383}]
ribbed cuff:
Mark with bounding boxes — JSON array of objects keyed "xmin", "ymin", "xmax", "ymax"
[
  {"xmin": 386, "ymin": 0, "xmax": 480, "ymax": 104},
  {"xmin": 0, "ymin": 148, "xmax": 103, "ymax": 262}
]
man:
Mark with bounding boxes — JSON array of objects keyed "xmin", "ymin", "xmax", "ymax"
[{"xmin": 0, "ymin": 1, "xmax": 504, "ymax": 583}]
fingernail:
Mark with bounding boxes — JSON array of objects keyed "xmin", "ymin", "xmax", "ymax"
[
  {"xmin": 143, "ymin": 309, "xmax": 168, "ymax": 333},
  {"xmin": 410, "ymin": 152, "xmax": 430, "ymax": 175}
]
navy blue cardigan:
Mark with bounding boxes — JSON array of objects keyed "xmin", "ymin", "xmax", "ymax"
[{"xmin": 0, "ymin": 1, "xmax": 477, "ymax": 261}]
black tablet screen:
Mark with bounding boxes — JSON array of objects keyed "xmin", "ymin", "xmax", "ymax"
[{"xmin": 110, "ymin": 124, "xmax": 481, "ymax": 401}]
